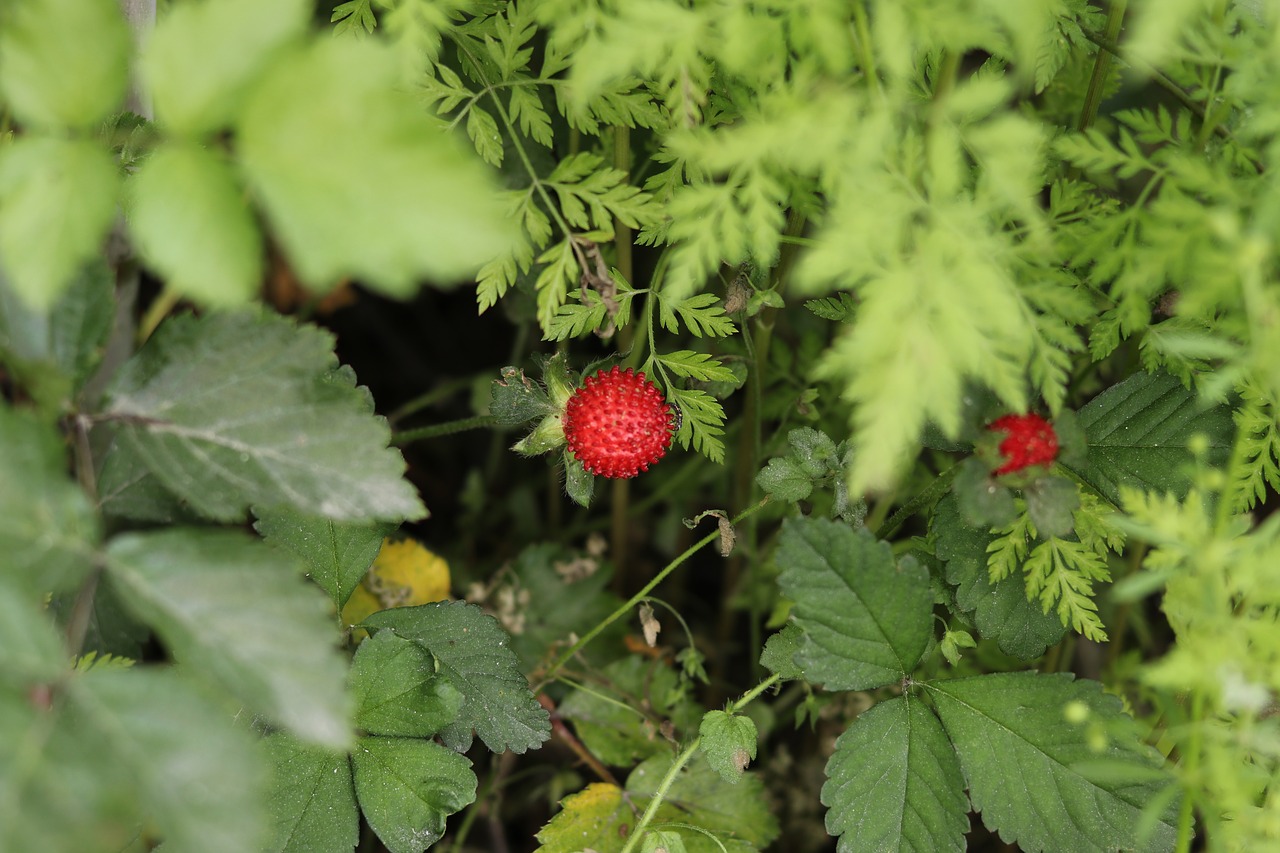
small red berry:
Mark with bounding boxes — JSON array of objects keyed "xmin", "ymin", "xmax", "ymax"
[
  {"xmin": 563, "ymin": 367, "xmax": 675, "ymax": 479},
  {"xmin": 988, "ymin": 413, "xmax": 1059, "ymax": 475}
]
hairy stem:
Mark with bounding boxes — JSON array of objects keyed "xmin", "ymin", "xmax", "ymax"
[{"xmin": 392, "ymin": 415, "xmax": 499, "ymax": 446}]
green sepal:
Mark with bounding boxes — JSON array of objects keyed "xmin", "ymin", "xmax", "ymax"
[
  {"xmin": 1024, "ymin": 475, "xmax": 1080, "ymax": 540},
  {"xmin": 953, "ymin": 457, "xmax": 1017, "ymax": 529},
  {"xmin": 490, "ymin": 366, "xmax": 553, "ymax": 427},
  {"xmin": 541, "ymin": 353, "xmax": 579, "ymax": 409},
  {"xmin": 512, "ymin": 413, "xmax": 566, "ymax": 456},
  {"xmin": 563, "ymin": 450, "xmax": 594, "ymax": 508}
]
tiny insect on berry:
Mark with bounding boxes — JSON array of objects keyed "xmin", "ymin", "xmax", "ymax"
[
  {"xmin": 987, "ymin": 412, "xmax": 1059, "ymax": 475},
  {"xmin": 563, "ymin": 366, "xmax": 676, "ymax": 479}
]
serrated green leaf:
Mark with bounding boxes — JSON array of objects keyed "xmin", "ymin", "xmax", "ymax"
[
  {"xmin": 534, "ymin": 783, "xmax": 630, "ymax": 852},
  {"xmin": 0, "ymin": 137, "xmax": 120, "ymax": 309},
  {"xmin": 658, "ymin": 292, "xmax": 737, "ymax": 338},
  {"xmin": 822, "ymin": 695, "xmax": 968, "ymax": 853},
  {"xmin": 140, "ymin": 0, "xmax": 307, "ymax": 134},
  {"xmin": 804, "ymin": 293, "xmax": 857, "ymax": 323},
  {"xmin": 1066, "ymin": 372, "xmax": 1234, "ymax": 506},
  {"xmin": 254, "ymin": 507, "xmax": 394, "ymax": 611},
  {"xmin": 629, "ymin": 751, "xmax": 780, "ymax": 850},
  {"xmin": 105, "ymin": 529, "xmax": 353, "ymax": 748},
  {"xmin": 490, "ymin": 366, "xmax": 554, "ymax": 425},
  {"xmin": 361, "ymin": 601, "xmax": 551, "ymax": 753},
  {"xmin": 263, "ymin": 733, "xmax": 358, "ymax": 853},
  {"xmin": 104, "ymin": 311, "xmax": 425, "ymax": 523},
  {"xmin": 776, "ymin": 518, "xmax": 933, "ymax": 690},
  {"xmin": 642, "ymin": 830, "xmax": 689, "ymax": 853},
  {"xmin": 0, "ymin": 0, "xmax": 129, "ymax": 129},
  {"xmin": 699, "ymin": 711, "xmax": 758, "ymax": 783},
  {"xmin": 669, "ymin": 386, "xmax": 726, "ymax": 463},
  {"xmin": 350, "ymin": 631, "xmax": 464, "ymax": 738},
  {"xmin": 236, "ymin": 38, "xmax": 517, "ymax": 295},
  {"xmin": 353, "ymin": 735, "xmax": 476, "ymax": 853},
  {"xmin": 657, "ymin": 350, "xmax": 736, "ymax": 383},
  {"xmin": 332, "ymin": 0, "xmax": 378, "ymax": 36},
  {"xmin": 934, "ymin": 494, "xmax": 1066, "ymax": 659},
  {"xmin": 466, "ymin": 104, "xmax": 504, "ymax": 167},
  {"xmin": 759, "ymin": 625, "xmax": 805, "ymax": 681},
  {"xmin": 0, "ymin": 404, "xmax": 98, "ymax": 598},
  {"xmin": 0, "ymin": 259, "xmax": 114, "ymax": 411},
  {"xmin": 68, "ymin": 667, "xmax": 268, "ymax": 853},
  {"xmin": 756, "ymin": 456, "xmax": 813, "ymax": 502},
  {"xmin": 129, "ymin": 143, "xmax": 264, "ymax": 307},
  {"xmin": 926, "ymin": 672, "xmax": 1178, "ymax": 852}
]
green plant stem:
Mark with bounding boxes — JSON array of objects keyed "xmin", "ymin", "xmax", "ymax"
[
  {"xmin": 535, "ymin": 497, "xmax": 770, "ymax": 692},
  {"xmin": 388, "ymin": 376, "xmax": 476, "ymax": 426},
  {"xmin": 1175, "ymin": 692, "xmax": 1206, "ymax": 853},
  {"xmin": 619, "ymin": 673, "xmax": 781, "ymax": 853},
  {"xmin": 851, "ymin": 2, "xmax": 881, "ymax": 95},
  {"xmin": 874, "ymin": 464, "xmax": 959, "ymax": 540},
  {"xmin": 392, "ymin": 415, "xmax": 499, "ymax": 446},
  {"xmin": 1078, "ymin": 0, "xmax": 1127, "ymax": 133},
  {"xmin": 137, "ymin": 286, "xmax": 180, "ymax": 343}
]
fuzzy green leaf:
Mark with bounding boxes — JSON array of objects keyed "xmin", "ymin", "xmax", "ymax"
[
  {"xmin": 823, "ymin": 695, "xmax": 968, "ymax": 853},
  {"xmin": 1066, "ymin": 372, "xmax": 1234, "ymax": 506},
  {"xmin": 776, "ymin": 517, "xmax": 932, "ymax": 691},
  {"xmin": 350, "ymin": 631, "xmax": 464, "ymax": 738},
  {"xmin": 361, "ymin": 601, "xmax": 551, "ymax": 754},
  {"xmin": 262, "ymin": 733, "xmax": 358, "ymax": 853},
  {"xmin": 140, "ymin": 0, "xmax": 307, "ymax": 134},
  {"xmin": 0, "ymin": 404, "xmax": 98, "ymax": 598},
  {"xmin": 0, "ymin": 138, "xmax": 120, "ymax": 309},
  {"xmin": 927, "ymin": 672, "xmax": 1178, "ymax": 853},
  {"xmin": 105, "ymin": 528, "xmax": 353, "ymax": 748},
  {"xmin": 236, "ymin": 38, "xmax": 516, "ymax": 295},
  {"xmin": 352, "ymin": 736, "xmax": 476, "ymax": 853},
  {"xmin": 104, "ymin": 311, "xmax": 425, "ymax": 523},
  {"xmin": 0, "ymin": 0, "xmax": 129, "ymax": 129},
  {"xmin": 129, "ymin": 143, "xmax": 264, "ymax": 307},
  {"xmin": 490, "ymin": 366, "xmax": 554, "ymax": 425},
  {"xmin": 759, "ymin": 625, "xmax": 806, "ymax": 681},
  {"xmin": 254, "ymin": 508, "xmax": 393, "ymax": 611},
  {"xmin": 699, "ymin": 710, "xmax": 758, "ymax": 783},
  {"xmin": 756, "ymin": 456, "xmax": 813, "ymax": 502}
]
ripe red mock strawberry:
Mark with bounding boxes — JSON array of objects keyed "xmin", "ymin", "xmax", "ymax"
[
  {"xmin": 563, "ymin": 366, "xmax": 675, "ymax": 479},
  {"xmin": 988, "ymin": 413, "xmax": 1059, "ymax": 475}
]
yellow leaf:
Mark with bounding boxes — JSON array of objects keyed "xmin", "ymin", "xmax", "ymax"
[{"xmin": 341, "ymin": 538, "xmax": 451, "ymax": 636}]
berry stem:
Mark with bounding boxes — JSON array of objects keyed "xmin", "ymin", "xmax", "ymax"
[{"xmin": 392, "ymin": 415, "xmax": 499, "ymax": 446}]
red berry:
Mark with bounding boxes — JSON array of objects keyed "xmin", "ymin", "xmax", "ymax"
[
  {"xmin": 988, "ymin": 413, "xmax": 1058, "ymax": 475},
  {"xmin": 563, "ymin": 367, "xmax": 675, "ymax": 479}
]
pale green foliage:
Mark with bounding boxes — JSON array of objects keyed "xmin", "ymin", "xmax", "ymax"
[{"xmin": 1228, "ymin": 381, "xmax": 1280, "ymax": 513}]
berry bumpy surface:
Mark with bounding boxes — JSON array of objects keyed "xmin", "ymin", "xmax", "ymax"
[
  {"xmin": 988, "ymin": 413, "xmax": 1059, "ymax": 475},
  {"xmin": 563, "ymin": 367, "xmax": 675, "ymax": 479}
]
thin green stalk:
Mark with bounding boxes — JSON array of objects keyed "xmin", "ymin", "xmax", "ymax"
[
  {"xmin": 392, "ymin": 415, "xmax": 499, "ymax": 446},
  {"xmin": 535, "ymin": 497, "xmax": 770, "ymax": 691},
  {"xmin": 851, "ymin": 2, "xmax": 881, "ymax": 95},
  {"xmin": 874, "ymin": 464, "xmax": 959, "ymax": 540},
  {"xmin": 1078, "ymin": 0, "xmax": 1127, "ymax": 133},
  {"xmin": 1175, "ymin": 692, "xmax": 1206, "ymax": 852}
]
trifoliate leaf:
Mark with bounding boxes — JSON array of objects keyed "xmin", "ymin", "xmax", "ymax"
[
  {"xmin": 361, "ymin": 601, "xmax": 551, "ymax": 754},
  {"xmin": 0, "ymin": 0, "xmax": 129, "ymax": 129},
  {"xmin": 105, "ymin": 529, "xmax": 353, "ymax": 748},
  {"xmin": 254, "ymin": 508, "xmax": 394, "ymax": 611},
  {"xmin": 776, "ymin": 518, "xmax": 933, "ymax": 691},
  {"xmin": 699, "ymin": 711, "xmax": 758, "ymax": 783},
  {"xmin": 104, "ymin": 311, "xmax": 425, "ymax": 523},
  {"xmin": 236, "ymin": 38, "xmax": 517, "ymax": 295},
  {"xmin": 352, "ymin": 736, "xmax": 476, "ymax": 853},
  {"xmin": 140, "ymin": 0, "xmax": 307, "ymax": 134},
  {"xmin": 1065, "ymin": 371, "xmax": 1234, "ymax": 506},
  {"xmin": 933, "ymin": 494, "xmax": 1066, "ymax": 659},
  {"xmin": 0, "ymin": 404, "xmax": 98, "ymax": 598},
  {"xmin": 926, "ymin": 672, "xmax": 1178, "ymax": 852},
  {"xmin": 822, "ymin": 696, "xmax": 968, "ymax": 853},
  {"xmin": 350, "ymin": 631, "xmax": 464, "ymax": 738},
  {"xmin": 262, "ymin": 733, "xmax": 358, "ymax": 853},
  {"xmin": 128, "ymin": 143, "xmax": 264, "ymax": 307},
  {"xmin": 0, "ymin": 138, "xmax": 120, "ymax": 309}
]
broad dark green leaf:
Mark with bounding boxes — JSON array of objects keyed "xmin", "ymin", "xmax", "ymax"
[
  {"xmin": 68, "ymin": 667, "xmax": 268, "ymax": 853},
  {"xmin": 0, "ymin": 137, "xmax": 120, "ymax": 308},
  {"xmin": 96, "ymin": 436, "xmax": 198, "ymax": 524},
  {"xmin": 0, "ymin": 0, "xmax": 129, "ymax": 129},
  {"xmin": 558, "ymin": 655, "xmax": 701, "ymax": 767},
  {"xmin": 254, "ymin": 506, "xmax": 393, "ymax": 610},
  {"xmin": 0, "ymin": 260, "xmax": 114, "ymax": 412},
  {"xmin": 699, "ymin": 710, "xmax": 758, "ymax": 783},
  {"xmin": 927, "ymin": 672, "xmax": 1178, "ymax": 852},
  {"xmin": 128, "ymin": 143, "xmax": 264, "ymax": 306},
  {"xmin": 776, "ymin": 517, "xmax": 932, "ymax": 690},
  {"xmin": 1067, "ymin": 372, "xmax": 1234, "ymax": 506},
  {"xmin": 263, "ymin": 733, "xmax": 358, "ymax": 853},
  {"xmin": 362, "ymin": 601, "xmax": 551, "ymax": 754},
  {"xmin": 352, "ymin": 736, "xmax": 476, "ymax": 853},
  {"xmin": 822, "ymin": 696, "xmax": 968, "ymax": 853},
  {"xmin": 104, "ymin": 311, "xmax": 426, "ymax": 523},
  {"xmin": 105, "ymin": 528, "xmax": 353, "ymax": 748},
  {"xmin": 629, "ymin": 752, "xmax": 780, "ymax": 851},
  {"xmin": 140, "ymin": 0, "xmax": 307, "ymax": 134},
  {"xmin": 350, "ymin": 631, "xmax": 463, "ymax": 738},
  {"xmin": 236, "ymin": 38, "xmax": 517, "ymax": 296},
  {"xmin": 933, "ymin": 494, "xmax": 1065, "ymax": 659},
  {"xmin": 0, "ymin": 403, "xmax": 98, "ymax": 597}
]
